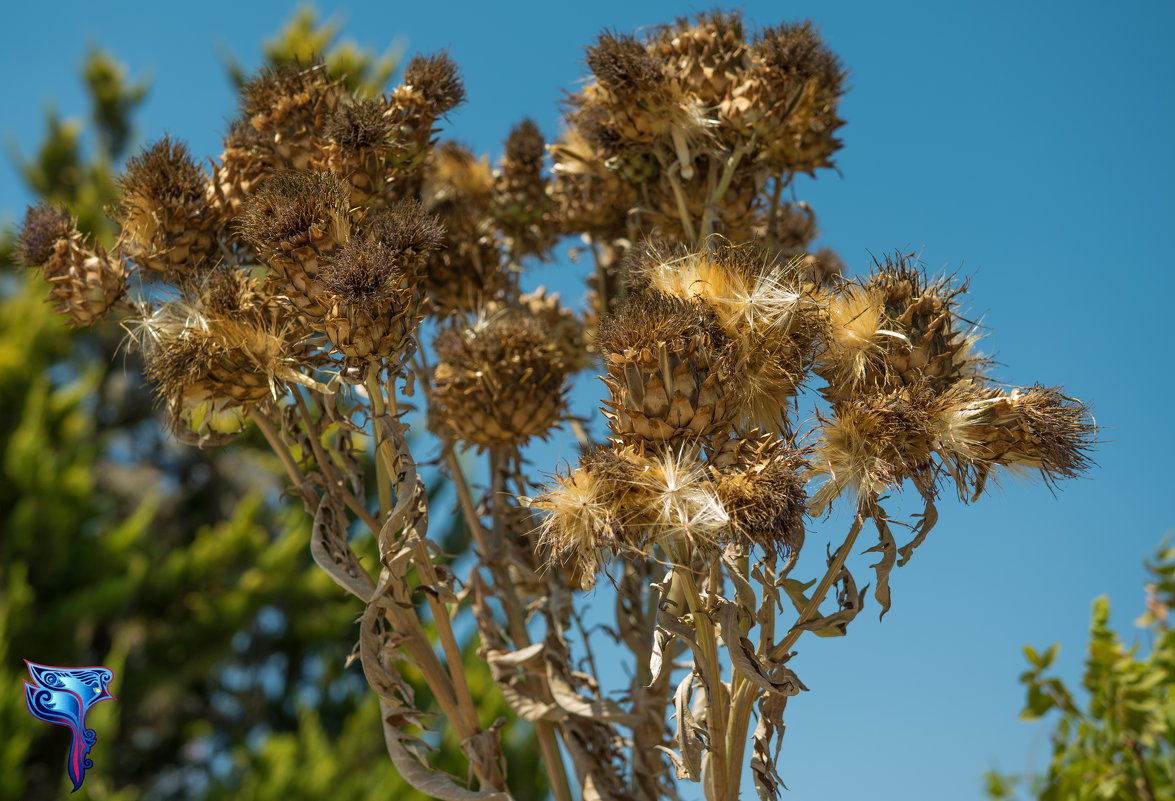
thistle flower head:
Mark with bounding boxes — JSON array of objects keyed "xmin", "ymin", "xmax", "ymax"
[
  {"xmin": 598, "ymin": 291, "xmax": 735, "ymax": 444},
  {"xmin": 810, "ymin": 387, "xmax": 939, "ymax": 515},
  {"xmin": 709, "ymin": 431, "xmax": 807, "ymax": 554},
  {"xmin": 326, "ymin": 98, "xmax": 394, "ymax": 152},
  {"xmin": 432, "ymin": 310, "xmax": 568, "ymax": 450},
  {"xmin": 237, "ymin": 170, "xmax": 351, "ymax": 256},
  {"xmin": 403, "ymin": 52, "xmax": 465, "ymax": 116},
  {"xmin": 586, "ymin": 32, "xmax": 665, "ymax": 95},
  {"xmin": 117, "ymin": 136, "xmax": 217, "ymax": 277},
  {"xmin": 16, "ymin": 203, "xmax": 72, "ymax": 268},
  {"xmin": 931, "ymin": 384, "xmax": 1096, "ymax": 498}
]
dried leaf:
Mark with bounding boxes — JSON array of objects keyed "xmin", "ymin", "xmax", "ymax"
[
  {"xmin": 716, "ymin": 601, "xmax": 804, "ymax": 697},
  {"xmin": 310, "ymin": 494, "xmax": 375, "ymax": 601},
  {"xmin": 670, "ymin": 671, "xmax": 705, "ymax": 780},
  {"xmin": 749, "ymin": 693, "xmax": 789, "ymax": 801},
  {"xmin": 380, "ymin": 700, "xmax": 513, "ymax": 801},
  {"xmin": 897, "ymin": 496, "xmax": 938, "ymax": 566},
  {"xmin": 863, "ymin": 505, "xmax": 897, "ymax": 619}
]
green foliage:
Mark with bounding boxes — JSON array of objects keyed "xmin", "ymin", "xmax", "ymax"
[{"xmin": 986, "ymin": 538, "xmax": 1175, "ymax": 801}]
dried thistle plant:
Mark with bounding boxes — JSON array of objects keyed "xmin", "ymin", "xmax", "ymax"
[{"xmin": 19, "ymin": 12, "xmax": 1096, "ymax": 801}]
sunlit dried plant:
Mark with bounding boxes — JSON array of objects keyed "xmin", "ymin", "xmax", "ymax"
[{"xmin": 18, "ymin": 11, "xmax": 1095, "ymax": 801}]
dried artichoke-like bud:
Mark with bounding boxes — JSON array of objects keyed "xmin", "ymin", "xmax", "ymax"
[
  {"xmin": 740, "ymin": 22, "xmax": 846, "ymax": 174},
  {"xmin": 548, "ymin": 127, "xmax": 639, "ymax": 240},
  {"xmin": 597, "ymin": 291, "xmax": 735, "ymax": 444},
  {"xmin": 237, "ymin": 170, "xmax": 352, "ymax": 318},
  {"xmin": 210, "ymin": 118, "xmax": 269, "ymax": 228},
  {"xmin": 385, "ymin": 53, "xmax": 465, "ymax": 171},
  {"xmin": 810, "ymin": 386, "xmax": 940, "ymax": 515},
  {"xmin": 627, "ymin": 242, "xmax": 822, "ymax": 433},
  {"xmin": 17, "ymin": 204, "xmax": 128, "ymax": 327},
  {"xmin": 431, "ymin": 312, "xmax": 567, "ymax": 450},
  {"xmin": 867, "ymin": 253, "xmax": 985, "ymax": 393},
  {"xmin": 136, "ymin": 267, "xmax": 316, "ymax": 445},
  {"xmin": 419, "ymin": 142, "xmax": 506, "ymax": 315},
  {"xmin": 117, "ymin": 137, "xmax": 218, "ymax": 279},
  {"xmin": 932, "ymin": 383, "xmax": 1095, "ymax": 499},
  {"xmin": 708, "ymin": 430, "xmax": 807, "ymax": 554},
  {"xmin": 318, "ymin": 201, "xmax": 442, "ymax": 360},
  {"xmin": 240, "ymin": 61, "xmax": 344, "ymax": 172},
  {"xmin": 320, "ymin": 98, "xmax": 395, "ymax": 204},
  {"xmin": 492, "ymin": 119, "xmax": 557, "ymax": 257}
]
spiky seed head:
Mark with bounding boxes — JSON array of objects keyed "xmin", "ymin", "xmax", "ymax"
[
  {"xmin": 18, "ymin": 204, "xmax": 128, "ymax": 327},
  {"xmin": 326, "ymin": 99, "xmax": 393, "ymax": 152},
  {"xmin": 626, "ymin": 242, "xmax": 821, "ymax": 433},
  {"xmin": 709, "ymin": 431, "xmax": 807, "ymax": 554},
  {"xmin": 237, "ymin": 170, "xmax": 351, "ymax": 255},
  {"xmin": 316, "ymin": 203, "xmax": 441, "ymax": 360},
  {"xmin": 931, "ymin": 384, "xmax": 1095, "ymax": 499},
  {"xmin": 15, "ymin": 204, "xmax": 72, "ymax": 268},
  {"xmin": 739, "ymin": 21, "xmax": 846, "ymax": 175},
  {"xmin": 239, "ymin": 60, "xmax": 339, "ymax": 130},
  {"xmin": 493, "ymin": 119, "xmax": 557, "ymax": 256},
  {"xmin": 431, "ymin": 311, "xmax": 568, "ymax": 450},
  {"xmin": 504, "ymin": 118, "xmax": 545, "ymax": 167},
  {"xmin": 866, "ymin": 253, "xmax": 987, "ymax": 392},
  {"xmin": 810, "ymin": 387, "xmax": 939, "ymax": 515},
  {"xmin": 813, "ymin": 281, "xmax": 903, "ymax": 403},
  {"xmin": 137, "ymin": 279, "xmax": 311, "ymax": 444},
  {"xmin": 117, "ymin": 136, "xmax": 217, "ymax": 278},
  {"xmin": 597, "ymin": 291, "xmax": 736, "ymax": 444},
  {"xmin": 586, "ymin": 32, "xmax": 665, "ymax": 95},
  {"xmin": 403, "ymin": 52, "xmax": 466, "ymax": 116}
]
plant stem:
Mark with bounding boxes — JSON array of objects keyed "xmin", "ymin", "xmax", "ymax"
[{"xmin": 725, "ymin": 511, "xmax": 867, "ymax": 801}]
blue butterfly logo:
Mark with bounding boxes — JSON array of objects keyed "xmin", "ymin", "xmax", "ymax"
[{"xmin": 23, "ymin": 661, "xmax": 116, "ymax": 792}]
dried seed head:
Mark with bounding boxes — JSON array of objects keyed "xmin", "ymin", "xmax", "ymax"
[
  {"xmin": 493, "ymin": 118, "xmax": 557, "ymax": 257},
  {"xmin": 240, "ymin": 60, "xmax": 338, "ymax": 129},
  {"xmin": 548, "ymin": 127, "xmax": 639, "ymax": 239},
  {"xmin": 586, "ymin": 32, "xmax": 665, "ymax": 95},
  {"xmin": 931, "ymin": 384, "xmax": 1095, "ymax": 499},
  {"xmin": 598, "ymin": 291, "xmax": 735, "ymax": 444},
  {"xmin": 118, "ymin": 136, "xmax": 217, "ymax": 278},
  {"xmin": 432, "ymin": 311, "xmax": 568, "ymax": 450},
  {"xmin": 810, "ymin": 386, "xmax": 939, "ymax": 515},
  {"xmin": 866, "ymin": 253, "xmax": 987, "ymax": 393},
  {"xmin": 623, "ymin": 442, "xmax": 729, "ymax": 551},
  {"xmin": 709, "ymin": 431, "xmax": 807, "ymax": 554},
  {"xmin": 18, "ymin": 204, "xmax": 128, "ymax": 327},
  {"xmin": 626, "ymin": 242, "xmax": 821, "ymax": 433},
  {"xmin": 15, "ymin": 203, "xmax": 72, "ymax": 268},
  {"xmin": 319, "ymin": 238, "xmax": 403, "ymax": 309},
  {"xmin": 813, "ymin": 281, "xmax": 903, "ymax": 403},
  {"xmin": 366, "ymin": 199, "xmax": 445, "ymax": 267},
  {"xmin": 237, "ymin": 170, "xmax": 351, "ymax": 255},
  {"xmin": 326, "ymin": 98, "xmax": 394, "ymax": 152},
  {"xmin": 136, "ymin": 274, "xmax": 312, "ymax": 444},
  {"xmin": 746, "ymin": 21, "xmax": 846, "ymax": 174},
  {"xmin": 403, "ymin": 52, "xmax": 466, "ymax": 116}
]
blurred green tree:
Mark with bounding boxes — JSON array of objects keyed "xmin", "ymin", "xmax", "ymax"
[
  {"xmin": 0, "ymin": 9, "xmax": 542, "ymax": 800},
  {"xmin": 983, "ymin": 538, "xmax": 1175, "ymax": 801}
]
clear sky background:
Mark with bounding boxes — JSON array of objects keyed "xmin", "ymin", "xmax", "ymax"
[{"xmin": 3, "ymin": 2, "xmax": 1173, "ymax": 800}]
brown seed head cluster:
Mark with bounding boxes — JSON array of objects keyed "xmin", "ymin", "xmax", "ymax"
[
  {"xmin": 492, "ymin": 119, "xmax": 558, "ymax": 258},
  {"xmin": 553, "ymin": 11, "xmax": 845, "ymax": 243}
]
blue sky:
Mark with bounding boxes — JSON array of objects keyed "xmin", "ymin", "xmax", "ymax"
[{"xmin": 4, "ymin": 1, "xmax": 1174, "ymax": 799}]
